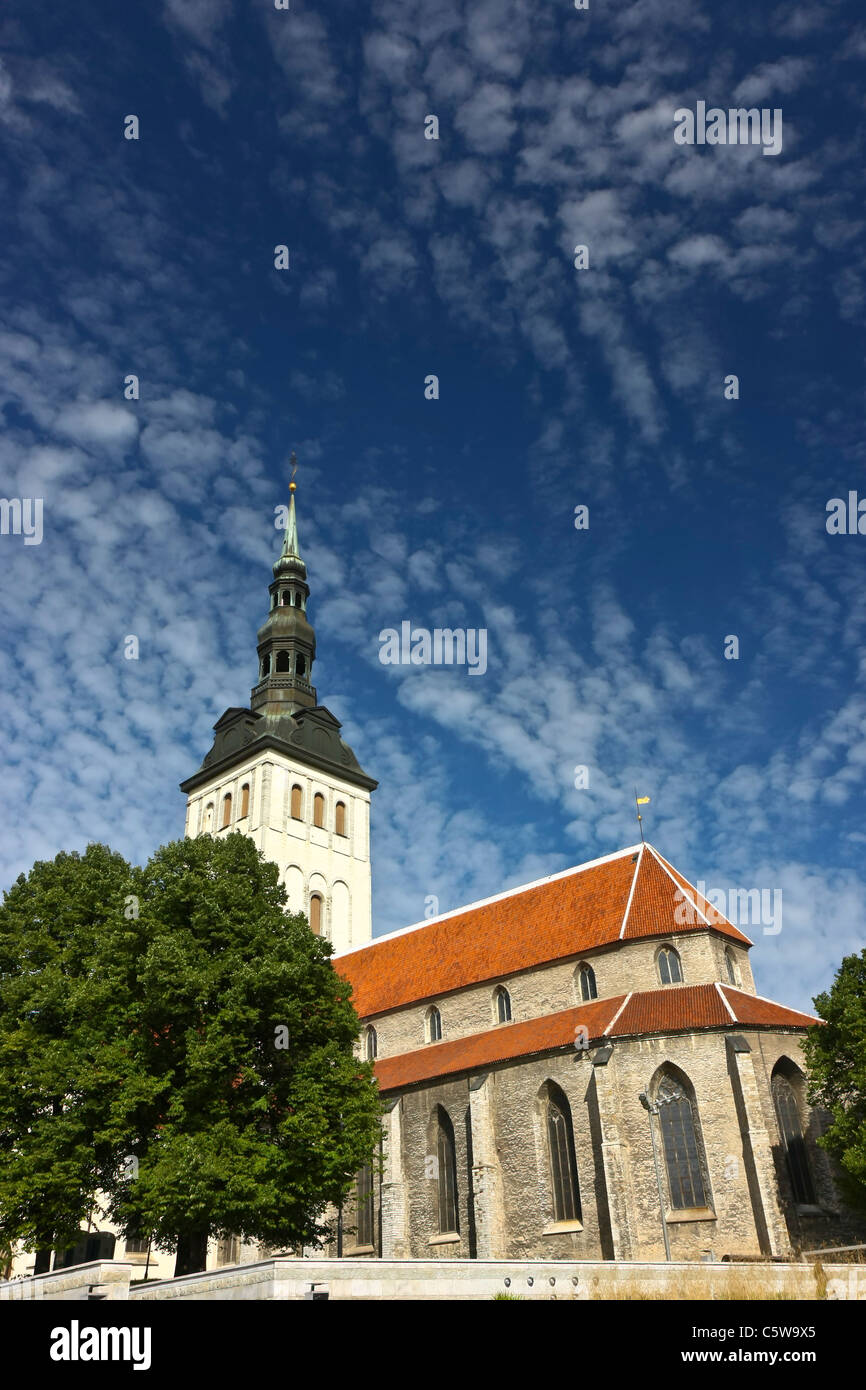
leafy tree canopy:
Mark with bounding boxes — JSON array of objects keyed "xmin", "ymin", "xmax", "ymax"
[
  {"xmin": 0, "ymin": 834, "xmax": 382, "ymax": 1272},
  {"xmin": 802, "ymin": 947, "xmax": 866, "ymax": 1212}
]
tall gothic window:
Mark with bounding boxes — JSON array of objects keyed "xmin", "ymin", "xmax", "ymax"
[
  {"xmin": 427, "ymin": 1006, "xmax": 442, "ymax": 1042},
  {"xmin": 240, "ymin": 783, "xmax": 250, "ymax": 819},
  {"xmin": 291, "ymin": 785, "xmax": 303, "ymax": 820},
  {"xmin": 364, "ymin": 1026, "xmax": 377, "ymax": 1060},
  {"xmin": 578, "ymin": 963, "xmax": 598, "ymax": 1001},
  {"xmin": 313, "ymin": 793, "xmax": 325, "ymax": 828},
  {"xmin": 356, "ymin": 1165, "xmax": 374, "ymax": 1248},
  {"xmin": 494, "ymin": 986, "xmax": 511, "ymax": 1023},
  {"xmin": 335, "ymin": 801, "xmax": 347, "ymax": 836},
  {"xmin": 656, "ymin": 1072, "xmax": 709, "ymax": 1210},
  {"xmin": 545, "ymin": 1085, "xmax": 581, "ymax": 1223},
  {"xmin": 657, "ymin": 946, "xmax": 683, "ymax": 985},
  {"xmin": 772, "ymin": 1068, "xmax": 816, "ymax": 1205},
  {"xmin": 435, "ymin": 1109, "xmax": 459, "ymax": 1234},
  {"xmin": 309, "ymin": 893, "xmax": 323, "ymax": 936},
  {"xmin": 221, "ymin": 793, "xmax": 232, "ymax": 829}
]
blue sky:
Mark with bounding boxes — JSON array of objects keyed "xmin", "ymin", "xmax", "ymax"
[{"xmin": 1, "ymin": 0, "xmax": 864, "ymax": 1014}]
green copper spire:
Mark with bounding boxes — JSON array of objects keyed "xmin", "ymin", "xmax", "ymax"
[{"xmin": 253, "ymin": 452, "xmax": 317, "ymax": 717}]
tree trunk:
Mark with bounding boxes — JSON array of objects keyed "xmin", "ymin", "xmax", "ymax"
[{"xmin": 174, "ymin": 1230, "xmax": 209, "ymax": 1277}]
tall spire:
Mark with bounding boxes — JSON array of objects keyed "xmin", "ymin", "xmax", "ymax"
[
  {"xmin": 251, "ymin": 452, "xmax": 317, "ymax": 718},
  {"xmin": 279, "ymin": 452, "xmax": 301, "ymax": 563}
]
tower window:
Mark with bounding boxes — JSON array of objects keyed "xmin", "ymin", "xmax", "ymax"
[
  {"xmin": 296, "ymin": 654, "xmax": 306, "ymax": 677},
  {"xmin": 276, "ymin": 651, "xmax": 291, "ymax": 673},
  {"xmin": 725, "ymin": 948, "xmax": 738, "ymax": 986},
  {"xmin": 313, "ymin": 793, "xmax": 325, "ymax": 828},
  {"xmin": 427, "ymin": 1006, "xmax": 442, "ymax": 1043},
  {"xmin": 280, "ymin": 591, "xmax": 289, "ymax": 605},
  {"xmin": 335, "ymin": 801, "xmax": 347, "ymax": 836},
  {"xmin": 221, "ymin": 793, "xmax": 232, "ymax": 829},
  {"xmin": 493, "ymin": 986, "xmax": 511, "ymax": 1023},
  {"xmin": 290, "ymin": 784, "xmax": 303, "ymax": 820},
  {"xmin": 309, "ymin": 893, "xmax": 323, "ymax": 936},
  {"xmin": 657, "ymin": 946, "xmax": 683, "ymax": 985},
  {"xmin": 261, "ymin": 654, "xmax": 270, "ymax": 677},
  {"xmin": 203, "ymin": 803, "xmax": 214, "ymax": 833},
  {"xmin": 240, "ymin": 783, "xmax": 250, "ymax": 819}
]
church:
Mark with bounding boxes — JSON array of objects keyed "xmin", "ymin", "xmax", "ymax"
[
  {"xmin": 177, "ymin": 479, "xmax": 864, "ymax": 1266},
  {"xmin": 8, "ymin": 479, "xmax": 863, "ymax": 1282}
]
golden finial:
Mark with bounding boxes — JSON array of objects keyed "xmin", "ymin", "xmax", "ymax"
[{"xmin": 289, "ymin": 451, "xmax": 297, "ymax": 493}]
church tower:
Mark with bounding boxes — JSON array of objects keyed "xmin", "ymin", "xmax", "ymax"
[{"xmin": 180, "ymin": 461, "xmax": 377, "ymax": 952}]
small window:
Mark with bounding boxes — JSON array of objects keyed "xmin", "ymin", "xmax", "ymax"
[
  {"xmin": 725, "ymin": 948, "xmax": 738, "ymax": 986},
  {"xmin": 240, "ymin": 783, "xmax": 250, "ymax": 819},
  {"xmin": 276, "ymin": 650, "xmax": 291, "ymax": 673},
  {"xmin": 291, "ymin": 784, "xmax": 303, "ymax": 820},
  {"xmin": 658, "ymin": 946, "xmax": 683, "ymax": 985},
  {"xmin": 493, "ymin": 986, "xmax": 511, "ymax": 1023},
  {"xmin": 221, "ymin": 793, "xmax": 232, "ymax": 829},
  {"xmin": 364, "ymin": 1026, "xmax": 377, "ymax": 1061},
  {"xmin": 203, "ymin": 803, "xmax": 214, "ymax": 833},
  {"xmin": 124, "ymin": 1232, "xmax": 149, "ymax": 1255},
  {"xmin": 310, "ymin": 893, "xmax": 323, "ymax": 936},
  {"xmin": 578, "ymin": 963, "xmax": 597, "ymax": 1001},
  {"xmin": 427, "ymin": 1006, "xmax": 442, "ymax": 1042},
  {"xmin": 335, "ymin": 801, "xmax": 347, "ymax": 837},
  {"xmin": 313, "ymin": 792, "xmax": 325, "ymax": 828}
]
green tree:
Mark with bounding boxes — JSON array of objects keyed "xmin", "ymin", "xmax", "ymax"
[
  {"xmin": 0, "ymin": 834, "xmax": 382, "ymax": 1276},
  {"xmin": 802, "ymin": 948, "xmax": 866, "ymax": 1212},
  {"xmin": 0, "ymin": 843, "xmax": 140, "ymax": 1258}
]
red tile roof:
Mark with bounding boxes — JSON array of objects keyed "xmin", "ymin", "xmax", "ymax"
[
  {"xmin": 372, "ymin": 984, "xmax": 820, "ymax": 1092},
  {"xmin": 338, "ymin": 844, "xmax": 751, "ymax": 1019}
]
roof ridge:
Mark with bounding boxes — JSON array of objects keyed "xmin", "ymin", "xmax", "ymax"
[
  {"xmin": 715, "ymin": 980, "xmax": 738, "ymax": 1021},
  {"xmin": 618, "ymin": 845, "xmax": 644, "ymax": 939}
]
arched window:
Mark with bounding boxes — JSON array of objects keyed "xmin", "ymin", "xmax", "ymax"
[
  {"xmin": 427, "ymin": 1006, "xmax": 442, "ymax": 1042},
  {"xmin": 654, "ymin": 1070, "xmax": 710, "ymax": 1210},
  {"xmin": 290, "ymin": 784, "xmax": 303, "ymax": 820},
  {"xmin": 435, "ymin": 1108, "xmax": 459, "ymax": 1234},
  {"xmin": 545, "ymin": 1085, "xmax": 581, "ymax": 1223},
  {"xmin": 203, "ymin": 803, "xmax": 214, "ymax": 833},
  {"xmin": 335, "ymin": 801, "xmax": 347, "ymax": 837},
  {"xmin": 657, "ymin": 946, "xmax": 683, "ymax": 985},
  {"xmin": 280, "ymin": 591, "xmax": 289, "ymax": 605},
  {"xmin": 725, "ymin": 948, "xmax": 738, "ymax": 986},
  {"xmin": 772, "ymin": 1067, "xmax": 816, "ymax": 1205},
  {"xmin": 356, "ymin": 1164, "xmax": 374, "ymax": 1248},
  {"xmin": 578, "ymin": 963, "xmax": 598, "ymax": 1001},
  {"xmin": 493, "ymin": 986, "xmax": 511, "ymax": 1023},
  {"xmin": 261, "ymin": 653, "xmax": 270, "ymax": 677},
  {"xmin": 296, "ymin": 654, "xmax": 306, "ymax": 677},
  {"xmin": 221, "ymin": 793, "xmax": 232, "ymax": 829},
  {"xmin": 364, "ymin": 1026, "xmax": 377, "ymax": 1061},
  {"xmin": 313, "ymin": 793, "xmax": 325, "ymax": 828},
  {"xmin": 276, "ymin": 650, "xmax": 291, "ymax": 673},
  {"xmin": 309, "ymin": 893, "xmax": 323, "ymax": 936},
  {"xmin": 240, "ymin": 784, "xmax": 250, "ymax": 819}
]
